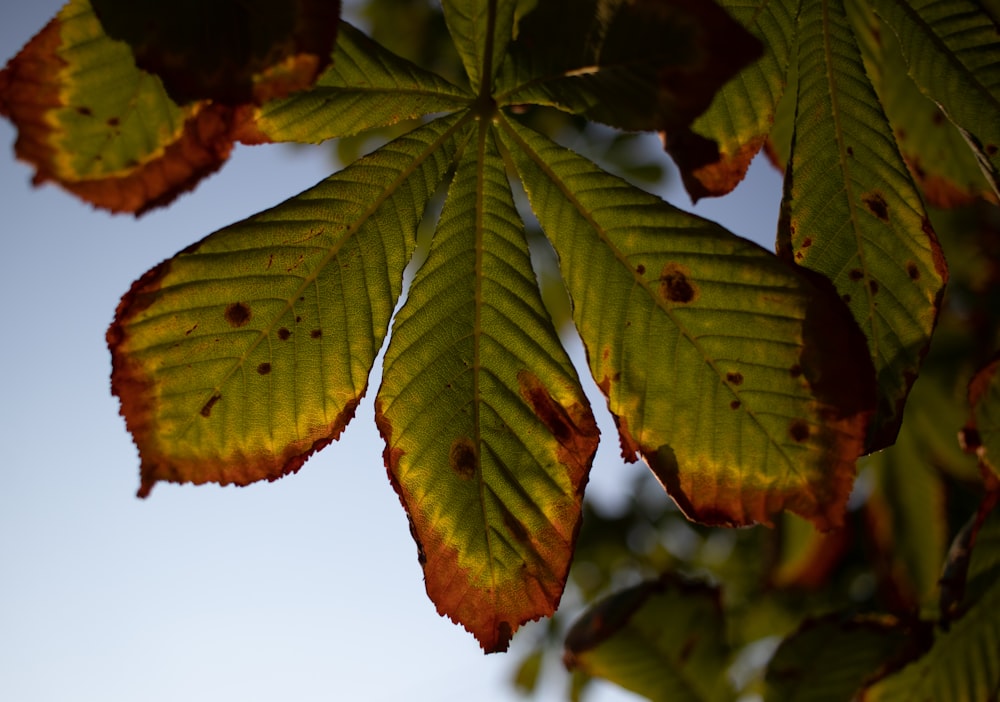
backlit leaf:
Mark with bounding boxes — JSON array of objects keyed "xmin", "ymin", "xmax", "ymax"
[
  {"xmin": 0, "ymin": 0, "xmax": 245, "ymax": 214},
  {"xmin": 563, "ymin": 574, "xmax": 732, "ymax": 702},
  {"xmin": 376, "ymin": 121, "xmax": 599, "ymax": 653},
  {"xmin": 251, "ymin": 21, "xmax": 472, "ymax": 144},
  {"xmin": 667, "ymin": 0, "xmax": 798, "ymax": 200},
  {"xmin": 442, "ymin": 0, "xmax": 518, "ymax": 92},
  {"xmin": 496, "ymin": 0, "xmax": 762, "ymax": 136},
  {"xmin": 90, "ymin": 0, "xmax": 340, "ymax": 105},
  {"xmin": 502, "ymin": 116, "xmax": 876, "ymax": 529},
  {"xmin": 871, "ymin": 0, "xmax": 1000, "ymax": 201},
  {"xmin": 109, "ymin": 115, "xmax": 465, "ymax": 496},
  {"xmin": 769, "ymin": 512, "xmax": 851, "ymax": 590},
  {"xmin": 778, "ymin": 0, "xmax": 947, "ymax": 449}
]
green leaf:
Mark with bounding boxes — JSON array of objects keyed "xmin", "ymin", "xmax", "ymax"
[
  {"xmin": 861, "ymin": 508, "xmax": 1000, "ymax": 702},
  {"xmin": 496, "ymin": 0, "xmax": 762, "ymax": 135},
  {"xmin": 777, "ymin": 0, "xmax": 947, "ymax": 449},
  {"xmin": 764, "ymin": 614, "xmax": 920, "ymax": 702},
  {"xmin": 850, "ymin": 2, "xmax": 997, "ymax": 207},
  {"xmin": 108, "ymin": 114, "xmax": 466, "ymax": 496},
  {"xmin": 442, "ymin": 0, "xmax": 518, "ymax": 92},
  {"xmin": 501, "ymin": 116, "xmax": 876, "ymax": 529},
  {"xmin": 252, "ymin": 21, "xmax": 472, "ymax": 144},
  {"xmin": 563, "ymin": 574, "xmax": 732, "ymax": 702},
  {"xmin": 668, "ymin": 0, "xmax": 798, "ymax": 200},
  {"xmin": 0, "ymin": 0, "xmax": 242, "ymax": 214},
  {"xmin": 375, "ymin": 120, "xmax": 599, "ymax": 653},
  {"xmin": 871, "ymin": 0, "xmax": 1000, "ymax": 201},
  {"xmin": 90, "ymin": 0, "xmax": 340, "ymax": 105}
]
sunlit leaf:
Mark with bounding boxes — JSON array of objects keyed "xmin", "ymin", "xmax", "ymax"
[
  {"xmin": 496, "ymin": 0, "xmax": 761, "ymax": 136},
  {"xmin": 563, "ymin": 574, "xmax": 732, "ymax": 702},
  {"xmin": 502, "ymin": 116, "xmax": 876, "ymax": 529},
  {"xmin": 376, "ymin": 121, "xmax": 599, "ymax": 653},
  {"xmin": 769, "ymin": 512, "xmax": 851, "ymax": 590},
  {"xmin": 90, "ymin": 0, "xmax": 340, "ymax": 105},
  {"xmin": 667, "ymin": 0, "xmax": 797, "ymax": 200},
  {"xmin": 764, "ymin": 614, "xmax": 922, "ymax": 702},
  {"xmin": 850, "ymin": 2, "xmax": 997, "ymax": 207},
  {"xmin": 778, "ymin": 0, "xmax": 947, "ymax": 449},
  {"xmin": 251, "ymin": 21, "xmax": 472, "ymax": 144},
  {"xmin": 871, "ymin": 0, "xmax": 1000, "ymax": 201},
  {"xmin": 0, "ymin": 0, "xmax": 245, "ymax": 214},
  {"xmin": 109, "ymin": 115, "xmax": 466, "ymax": 496}
]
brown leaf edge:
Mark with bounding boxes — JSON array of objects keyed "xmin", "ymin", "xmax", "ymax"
[
  {"xmin": 374, "ymin": 381, "xmax": 599, "ymax": 654},
  {"xmin": 0, "ymin": 14, "xmax": 272, "ymax": 215},
  {"xmin": 107, "ymin": 252, "xmax": 360, "ymax": 498},
  {"xmin": 615, "ymin": 264, "xmax": 876, "ymax": 531}
]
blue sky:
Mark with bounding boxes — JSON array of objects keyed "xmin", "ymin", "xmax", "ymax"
[{"xmin": 0, "ymin": 3, "xmax": 782, "ymax": 701}]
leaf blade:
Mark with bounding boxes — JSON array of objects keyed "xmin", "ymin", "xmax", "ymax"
[
  {"xmin": 501, "ymin": 116, "xmax": 875, "ymax": 529},
  {"xmin": 376, "ymin": 121, "xmax": 598, "ymax": 653},
  {"xmin": 109, "ymin": 114, "xmax": 467, "ymax": 496}
]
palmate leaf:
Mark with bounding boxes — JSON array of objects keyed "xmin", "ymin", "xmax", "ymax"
[
  {"xmin": 375, "ymin": 121, "xmax": 599, "ymax": 653},
  {"xmin": 61, "ymin": 0, "xmax": 904, "ymax": 652},
  {"xmin": 501, "ymin": 116, "xmax": 875, "ymax": 529},
  {"xmin": 778, "ymin": 0, "xmax": 947, "ymax": 449},
  {"xmin": 109, "ymin": 114, "xmax": 465, "ymax": 496}
]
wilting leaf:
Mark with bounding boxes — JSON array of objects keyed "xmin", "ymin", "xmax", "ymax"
[
  {"xmin": 764, "ymin": 614, "xmax": 922, "ymax": 702},
  {"xmin": 376, "ymin": 121, "xmax": 599, "ymax": 653},
  {"xmin": 90, "ymin": 0, "xmax": 340, "ymax": 105},
  {"xmin": 109, "ymin": 115, "xmax": 465, "ymax": 496},
  {"xmin": 667, "ymin": 0, "xmax": 797, "ymax": 200},
  {"xmin": 778, "ymin": 0, "xmax": 947, "ymax": 449},
  {"xmin": 0, "ymin": 0, "xmax": 249, "ymax": 214},
  {"xmin": 564, "ymin": 574, "xmax": 732, "ymax": 702},
  {"xmin": 250, "ymin": 21, "xmax": 471, "ymax": 144},
  {"xmin": 861, "ymin": 507, "xmax": 1000, "ymax": 701},
  {"xmin": 871, "ymin": 0, "xmax": 1000, "ymax": 202},
  {"xmin": 502, "ymin": 116, "xmax": 875, "ymax": 529},
  {"xmin": 497, "ymin": 0, "xmax": 761, "ymax": 136}
]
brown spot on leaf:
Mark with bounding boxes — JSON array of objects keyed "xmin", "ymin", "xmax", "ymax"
[
  {"xmin": 277, "ymin": 327, "xmax": 291, "ymax": 340},
  {"xmin": 869, "ymin": 279, "xmax": 879, "ymax": 295},
  {"xmin": 449, "ymin": 438, "xmax": 476, "ymax": 480},
  {"xmin": 849, "ymin": 269, "xmax": 864, "ymax": 281},
  {"xmin": 863, "ymin": 192, "xmax": 889, "ymax": 221},
  {"xmin": 200, "ymin": 393, "xmax": 221, "ymax": 417},
  {"xmin": 224, "ymin": 302, "xmax": 251, "ymax": 327},
  {"xmin": 802, "ymin": 237, "xmax": 812, "ymax": 248},
  {"xmin": 106, "ymin": 116, "xmax": 120, "ymax": 127},
  {"xmin": 518, "ymin": 370, "xmax": 599, "ymax": 483},
  {"xmin": 730, "ymin": 400, "xmax": 741, "ymax": 410},
  {"xmin": 257, "ymin": 362, "xmax": 271, "ymax": 375},
  {"xmin": 726, "ymin": 371, "xmax": 744, "ymax": 385},
  {"xmin": 932, "ymin": 111, "xmax": 945, "ymax": 126},
  {"xmin": 789, "ymin": 364, "xmax": 803, "ymax": 378},
  {"xmin": 636, "ymin": 264, "xmax": 646, "ymax": 275},
  {"xmin": 76, "ymin": 105, "xmax": 92, "ymax": 116},
  {"xmin": 310, "ymin": 328, "xmax": 322, "ymax": 339},
  {"xmin": 499, "ymin": 502, "xmax": 530, "ymax": 544},
  {"xmin": 907, "ymin": 262, "xmax": 920, "ymax": 280},
  {"xmin": 658, "ymin": 263, "xmax": 697, "ymax": 304},
  {"xmin": 846, "ymin": 146, "xmax": 854, "ymax": 156},
  {"xmin": 789, "ymin": 419, "xmax": 810, "ymax": 443}
]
